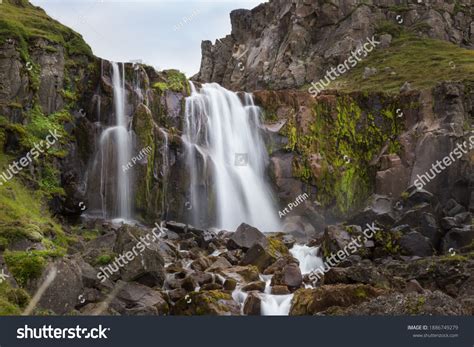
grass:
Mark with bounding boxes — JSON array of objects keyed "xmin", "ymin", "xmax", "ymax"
[
  {"xmin": 0, "ymin": 281, "xmax": 29, "ymax": 315},
  {"xmin": 333, "ymin": 34, "xmax": 474, "ymax": 93},
  {"xmin": 152, "ymin": 70, "xmax": 188, "ymax": 93},
  {"xmin": 0, "ymin": 0, "xmax": 92, "ymax": 59}
]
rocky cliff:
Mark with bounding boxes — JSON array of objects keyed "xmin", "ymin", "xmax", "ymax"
[{"xmin": 194, "ymin": 0, "xmax": 473, "ymax": 91}]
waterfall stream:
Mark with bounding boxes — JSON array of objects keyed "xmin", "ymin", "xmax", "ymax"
[
  {"xmin": 86, "ymin": 62, "xmax": 132, "ymax": 222},
  {"xmin": 183, "ymin": 82, "xmax": 280, "ymax": 231}
]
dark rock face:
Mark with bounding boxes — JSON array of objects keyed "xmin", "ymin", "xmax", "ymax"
[
  {"xmin": 194, "ymin": 0, "xmax": 472, "ymax": 91},
  {"xmin": 399, "ymin": 231, "xmax": 434, "ymax": 257}
]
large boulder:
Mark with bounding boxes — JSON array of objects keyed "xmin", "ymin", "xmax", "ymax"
[
  {"xmin": 172, "ymin": 290, "xmax": 240, "ymax": 315},
  {"xmin": 399, "ymin": 231, "xmax": 434, "ymax": 257},
  {"xmin": 116, "ymin": 281, "xmax": 169, "ymax": 315},
  {"xmin": 113, "ymin": 225, "xmax": 166, "ymax": 287},
  {"xmin": 33, "ymin": 258, "xmax": 84, "ymax": 315},
  {"xmin": 227, "ymin": 223, "xmax": 268, "ymax": 250},
  {"xmin": 441, "ymin": 226, "xmax": 474, "ymax": 254},
  {"xmin": 290, "ymin": 284, "xmax": 387, "ymax": 315}
]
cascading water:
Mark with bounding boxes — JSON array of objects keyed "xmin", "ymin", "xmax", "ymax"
[
  {"xmin": 86, "ymin": 62, "xmax": 132, "ymax": 221},
  {"xmin": 183, "ymin": 82, "xmax": 280, "ymax": 231}
]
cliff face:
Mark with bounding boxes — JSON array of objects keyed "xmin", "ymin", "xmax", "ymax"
[
  {"xmin": 194, "ymin": 0, "xmax": 473, "ymax": 91},
  {"xmin": 0, "ymin": 0, "xmax": 192, "ymax": 226}
]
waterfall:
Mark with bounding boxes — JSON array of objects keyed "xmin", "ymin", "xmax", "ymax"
[
  {"xmin": 183, "ymin": 83, "xmax": 280, "ymax": 231},
  {"xmin": 86, "ymin": 62, "xmax": 132, "ymax": 221}
]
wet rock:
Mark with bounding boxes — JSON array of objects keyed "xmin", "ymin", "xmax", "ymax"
[
  {"xmin": 227, "ymin": 223, "xmax": 268, "ymax": 250},
  {"xmin": 242, "ymin": 281, "xmax": 266, "ymax": 292},
  {"xmin": 274, "ymin": 263, "xmax": 303, "ymax": 289},
  {"xmin": 240, "ymin": 243, "xmax": 276, "ymax": 271},
  {"xmin": 271, "ymin": 285, "xmax": 290, "ymax": 295},
  {"xmin": 223, "ymin": 278, "xmax": 237, "ymax": 291},
  {"xmin": 243, "ymin": 292, "xmax": 261, "ymax": 315},
  {"xmin": 220, "ymin": 265, "xmax": 260, "ymax": 284}
]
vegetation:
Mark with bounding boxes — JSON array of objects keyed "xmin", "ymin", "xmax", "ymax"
[
  {"xmin": 152, "ymin": 70, "xmax": 189, "ymax": 93},
  {"xmin": 3, "ymin": 249, "xmax": 64, "ymax": 287},
  {"xmin": 334, "ymin": 34, "xmax": 474, "ymax": 93},
  {"xmin": 282, "ymin": 95, "xmax": 404, "ymax": 214},
  {"xmin": 0, "ymin": 281, "xmax": 29, "ymax": 315},
  {"xmin": 0, "ymin": 0, "xmax": 92, "ymax": 60}
]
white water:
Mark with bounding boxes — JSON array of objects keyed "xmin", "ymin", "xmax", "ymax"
[
  {"xmin": 290, "ymin": 244, "xmax": 324, "ymax": 275},
  {"xmin": 183, "ymin": 82, "xmax": 280, "ymax": 231},
  {"xmin": 86, "ymin": 62, "xmax": 132, "ymax": 221},
  {"xmin": 259, "ymin": 274, "xmax": 293, "ymax": 316},
  {"xmin": 234, "ymin": 245, "xmax": 323, "ymax": 316}
]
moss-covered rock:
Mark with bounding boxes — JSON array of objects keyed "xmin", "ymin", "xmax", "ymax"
[
  {"xmin": 290, "ymin": 284, "xmax": 388, "ymax": 315},
  {"xmin": 172, "ymin": 290, "xmax": 240, "ymax": 315}
]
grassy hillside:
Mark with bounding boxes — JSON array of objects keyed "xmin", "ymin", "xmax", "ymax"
[
  {"xmin": 0, "ymin": 0, "xmax": 92, "ymax": 59},
  {"xmin": 333, "ymin": 34, "xmax": 474, "ymax": 93}
]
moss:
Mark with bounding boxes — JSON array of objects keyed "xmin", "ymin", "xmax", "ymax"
[
  {"xmin": 0, "ymin": 0, "xmax": 92, "ymax": 60},
  {"xmin": 283, "ymin": 95, "xmax": 402, "ymax": 215},
  {"xmin": 0, "ymin": 281, "xmax": 30, "ymax": 315},
  {"xmin": 267, "ymin": 236, "xmax": 289, "ymax": 257},
  {"xmin": 152, "ymin": 70, "xmax": 188, "ymax": 94},
  {"xmin": 94, "ymin": 252, "xmax": 116, "ymax": 266},
  {"xmin": 3, "ymin": 249, "xmax": 64, "ymax": 287},
  {"xmin": 406, "ymin": 295, "xmax": 426, "ymax": 314},
  {"xmin": 336, "ymin": 34, "xmax": 474, "ymax": 93}
]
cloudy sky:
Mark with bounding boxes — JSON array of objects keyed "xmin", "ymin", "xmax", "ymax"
[{"xmin": 30, "ymin": 0, "xmax": 266, "ymax": 77}]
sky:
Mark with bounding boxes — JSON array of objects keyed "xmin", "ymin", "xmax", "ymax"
[{"xmin": 30, "ymin": 0, "xmax": 266, "ymax": 77}]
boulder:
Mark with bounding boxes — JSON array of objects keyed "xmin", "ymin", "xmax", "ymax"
[
  {"xmin": 243, "ymin": 292, "xmax": 261, "ymax": 315},
  {"xmin": 240, "ymin": 244, "xmax": 276, "ymax": 271},
  {"xmin": 290, "ymin": 284, "xmax": 387, "ymax": 315},
  {"xmin": 441, "ymin": 227, "xmax": 474, "ymax": 253},
  {"xmin": 242, "ymin": 281, "xmax": 266, "ymax": 292},
  {"xmin": 399, "ymin": 231, "xmax": 434, "ymax": 257},
  {"xmin": 116, "ymin": 281, "xmax": 169, "ymax": 315},
  {"xmin": 227, "ymin": 223, "xmax": 268, "ymax": 250},
  {"xmin": 172, "ymin": 290, "xmax": 240, "ymax": 315},
  {"xmin": 33, "ymin": 258, "xmax": 84, "ymax": 315}
]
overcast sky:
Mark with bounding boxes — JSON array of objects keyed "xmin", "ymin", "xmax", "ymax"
[{"xmin": 30, "ymin": 0, "xmax": 266, "ymax": 77}]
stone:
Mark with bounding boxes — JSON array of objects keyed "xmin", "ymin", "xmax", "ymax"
[
  {"xmin": 243, "ymin": 291, "xmax": 261, "ymax": 315},
  {"xmin": 240, "ymin": 243, "xmax": 276, "ymax": 271},
  {"xmin": 399, "ymin": 231, "xmax": 434, "ymax": 257},
  {"xmin": 242, "ymin": 281, "xmax": 266, "ymax": 292},
  {"xmin": 227, "ymin": 223, "xmax": 268, "ymax": 250}
]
